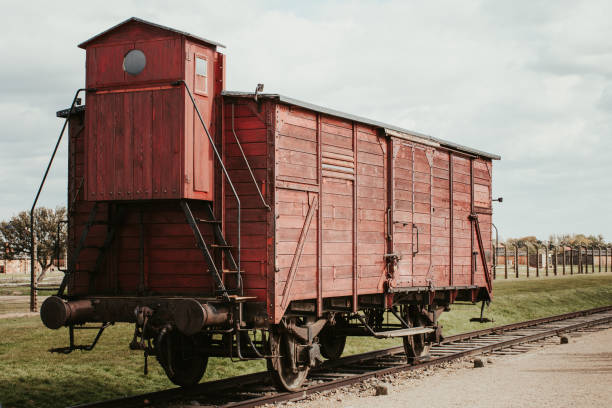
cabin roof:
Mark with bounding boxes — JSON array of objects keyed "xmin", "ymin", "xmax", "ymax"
[{"xmin": 78, "ymin": 17, "xmax": 226, "ymax": 49}]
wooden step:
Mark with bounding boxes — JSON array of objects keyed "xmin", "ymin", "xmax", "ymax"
[
  {"xmin": 210, "ymin": 244, "xmax": 232, "ymax": 249},
  {"xmin": 196, "ymin": 218, "xmax": 222, "ymax": 224}
]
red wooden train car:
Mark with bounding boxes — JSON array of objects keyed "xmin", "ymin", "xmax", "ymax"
[{"xmin": 41, "ymin": 18, "xmax": 499, "ymax": 391}]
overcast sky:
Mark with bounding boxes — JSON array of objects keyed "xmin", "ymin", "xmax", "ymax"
[{"xmin": 1, "ymin": 0, "xmax": 611, "ymax": 241}]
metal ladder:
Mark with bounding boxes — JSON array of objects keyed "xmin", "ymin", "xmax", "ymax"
[
  {"xmin": 175, "ymin": 80, "xmax": 269, "ymax": 301},
  {"xmin": 181, "ymin": 201, "xmax": 243, "ymax": 301}
]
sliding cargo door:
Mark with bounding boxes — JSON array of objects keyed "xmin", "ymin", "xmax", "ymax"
[
  {"xmin": 412, "ymin": 148, "xmax": 433, "ymax": 286},
  {"xmin": 389, "ymin": 141, "xmax": 433, "ymax": 289},
  {"xmin": 389, "ymin": 141, "xmax": 413, "ymax": 288}
]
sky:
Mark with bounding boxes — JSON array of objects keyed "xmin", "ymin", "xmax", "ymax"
[{"xmin": 0, "ymin": 0, "xmax": 611, "ymax": 242}]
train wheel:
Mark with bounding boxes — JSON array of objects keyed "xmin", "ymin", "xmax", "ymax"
[
  {"xmin": 156, "ymin": 330, "xmax": 208, "ymax": 387},
  {"xmin": 267, "ymin": 324, "xmax": 309, "ymax": 391},
  {"xmin": 319, "ymin": 316, "xmax": 347, "ymax": 360},
  {"xmin": 402, "ymin": 306, "xmax": 432, "ymax": 363}
]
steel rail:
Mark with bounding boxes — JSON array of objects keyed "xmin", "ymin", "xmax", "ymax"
[{"xmin": 68, "ymin": 305, "xmax": 612, "ymax": 408}]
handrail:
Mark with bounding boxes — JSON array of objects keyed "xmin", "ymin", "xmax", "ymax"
[
  {"xmin": 172, "ymin": 80, "xmax": 242, "ymax": 294},
  {"xmin": 231, "ymin": 104, "xmax": 271, "ymax": 211},
  {"xmin": 30, "ymin": 88, "xmax": 89, "ymax": 310}
]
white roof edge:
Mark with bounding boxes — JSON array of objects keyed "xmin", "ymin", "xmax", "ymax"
[{"xmin": 222, "ymin": 91, "xmax": 501, "ymax": 160}]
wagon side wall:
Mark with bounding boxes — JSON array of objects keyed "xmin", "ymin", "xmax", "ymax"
[
  {"xmin": 272, "ymin": 104, "xmax": 389, "ymax": 322},
  {"xmin": 270, "ymin": 103, "xmax": 494, "ymax": 322}
]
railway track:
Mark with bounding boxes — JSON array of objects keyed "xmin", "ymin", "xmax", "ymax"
[{"xmin": 70, "ymin": 305, "xmax": 612, "ymax": 408}]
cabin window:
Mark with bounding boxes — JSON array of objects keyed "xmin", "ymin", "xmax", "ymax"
[
  {"xmin": 195, "ymin": 56, "xmax": 208, "ymax": 94},
  {"xmin": 123, "ymin": 49, "xmax": 146, "ymax": 76}
]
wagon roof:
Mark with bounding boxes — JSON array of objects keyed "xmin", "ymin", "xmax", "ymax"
[
  {"xmin": 223, "ymin": 91, "xmax": 501, "ymax": 160},
  {"xmin": 78, "ymin": 17, "xmax": 225, "ymax": 49}
]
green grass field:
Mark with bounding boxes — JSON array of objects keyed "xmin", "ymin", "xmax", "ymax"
[{"xmin": 1, "ymin": 274, "xmax": 611, "ymax": 408}]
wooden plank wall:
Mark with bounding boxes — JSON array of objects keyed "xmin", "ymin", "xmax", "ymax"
[
  {"xmin": 273, "ymin": 105, "xmax": 388, "ymax": 319},
  {"xmin": 68, "ymin": 98, "xmax": 493, "ymax": 306},
  {"xmin": 273, "ymin": 105, "xmax": 319, "ymax": 319},
  {"xmin": 391, "ymin": 142, "xmax": 414, "ymax": 287},
  {"xmin": 473, "ymin": 158, "xmax": 493, "ymax": 286},
  {"xmin": 70, "ymin": 108, "xmax": 217, "ymax": 296},
  {"xmin": 68, "ymin": 112, "xmax": 108, "ymax": 295},
  {"xmin": 115, "ymin": 203, "xmax": 215, "ymax": 294},
  {"xmin": 411, "ymin": 148, "xmax": 433, "ymax": 287},
  {"xmin": 86, "ymin": 89, "xmax": 183, "ymax": 201},
  {"xmin": 451, "ymin": 155, "xmax": 474, "ymax": 286},
  {"xmin": 431, "ymin": 151, "xmax": 451, "ymax": 285},
  {"xmin": 355, "ymin": 126, "xmax": 387, "ymax": 293},
  {"xmin": 223, "ymin": 102, "xmax": 270, "ymax": 302}
]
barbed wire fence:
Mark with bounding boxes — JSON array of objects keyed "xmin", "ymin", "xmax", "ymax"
[{"xmin": 492, "ymin": 245, "xmax": 612, "ymax": 279}]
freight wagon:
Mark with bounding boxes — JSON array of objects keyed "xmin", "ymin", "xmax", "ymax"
[{"xmin": 40, "ymin": 18, "xmax": 499, "ymax": 391}]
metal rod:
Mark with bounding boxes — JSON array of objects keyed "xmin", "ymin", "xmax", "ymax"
[
  {"xmin": 449, "ymin": 152, "xmax": 454, "ymax": 286},
  {"xmin": 469, "ymin": 159, "xmax": 474, "ymax": 286},
  {"xmin": 181, "ymin": 200, "xmax": 229, "ymax": 301},
  {"xmin": 175, "ymin": 80, "xmax": 241, "ymax": 294},
  {"xmin": 491, "ymin": 223, "xmax": 498, "ymax": 280},
  {"xmin": 30, "ymin": 88, "xmax": 87, "ymax": 311},
  {"xmin": 231, "ymin": 104, "xmax": 270, "ymax": 211}
]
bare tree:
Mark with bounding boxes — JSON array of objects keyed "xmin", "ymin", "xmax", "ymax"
[{"xmin": 0, "ymin": 206, "xmax": 66, "ymax": 281}]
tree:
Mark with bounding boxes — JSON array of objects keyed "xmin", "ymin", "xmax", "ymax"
[
  {"xmin": 517, "ymin": 233, "xmax": 609, "ymax": 248},
  {"xmin": 505, "ymin": 236, "xmax": 542, "ymax": 249},
  {"xmin": 0, "ymin": 206, "xmax": 67, "ymax": 281}
]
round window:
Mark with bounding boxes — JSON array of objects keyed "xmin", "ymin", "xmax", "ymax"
[{"xmin": 123, "ymin": 49, "xmax": 146, "ymax": 75}]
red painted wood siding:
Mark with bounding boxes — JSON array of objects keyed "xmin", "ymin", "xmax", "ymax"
[
  {"xmin": 222, "ymin": 102, "xmax": 271, "ymax": 303},
  {"xmin": 85, "ymin": 88, "xmax": 184, "ymax": 201},
  {"xmin": 356, "ymin": 126, "xmax": 387, "ymax": 293},
  {"xmin": 85, "ymin": 23, "xmax": 183, "ymax": 89},
  {"xmin": 68, "ymin": 95, "xmax": 492, "ymax": 314},
  {"xmin": 269, "ymin": 101, "xmax": 494, "ymax": 322},
  {"xmin": 83, "ymin": 21, "xmax": 224, "ymax": 202}
]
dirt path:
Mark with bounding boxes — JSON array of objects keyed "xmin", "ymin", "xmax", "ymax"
[{"xmin": 286, "ymin": 327, "xmax": 612, "ymax": 408}]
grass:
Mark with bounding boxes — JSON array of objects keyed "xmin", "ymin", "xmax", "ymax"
[
  {"xmin": 1, "ymin": 274, "xmax": 611, "ymax": 408},
  {"xmin": 492, "ymin": 265, "xmax": 609, "ymax": 279}
]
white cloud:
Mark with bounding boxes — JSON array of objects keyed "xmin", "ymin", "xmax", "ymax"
[{"xmin": 0, "ymin": 0, "xmax": 610, "ymax": 240}]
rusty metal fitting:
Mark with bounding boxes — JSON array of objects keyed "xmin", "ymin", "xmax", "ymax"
[
  {"xmin": 173, "ymin": 299, "xmax": 230, "ymax": 335},
  {"xmin": 40, "ymin": 296, "xmax": 95, "ymax": 329}
]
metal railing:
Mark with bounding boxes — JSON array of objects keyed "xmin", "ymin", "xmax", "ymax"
[
  {"xmin": 172, "ymin": 80, "xmax": 242, "ymax": 294},
  {"xmin": 29, "ymin": 88, "xmax": 89, "ymax": 311}
]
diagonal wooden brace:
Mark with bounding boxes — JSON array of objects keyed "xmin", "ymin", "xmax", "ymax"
[{"xmin": 280, "ymin": 195, "xmax": 319, "ymax": 310}]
